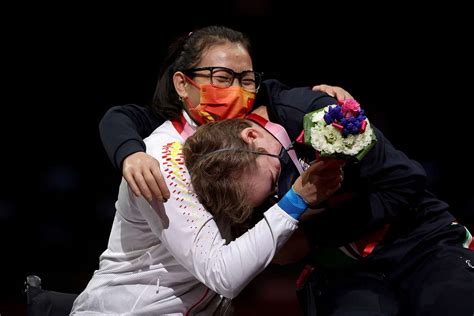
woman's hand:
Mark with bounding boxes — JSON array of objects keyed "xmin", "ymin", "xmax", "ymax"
[
  {"xmin": 122, "ymin": 152, "xmax": 170, "ymax": 202},
  {"xmin": 312, "ymin": 84, "xmax": 353, "ymax": 101},
  {"xmin": 293, "ymin": 159, "xmax": 345, "ymax": 206}
]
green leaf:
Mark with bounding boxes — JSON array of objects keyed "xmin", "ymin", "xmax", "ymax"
[{"xmin": 303, "ymin": 108, "xmax": 326, "ymax": 146}]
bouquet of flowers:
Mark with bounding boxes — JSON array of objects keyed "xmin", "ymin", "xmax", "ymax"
[{"xmin": 302, "ymin": 99, "xmax": 377, "ymax": 161}]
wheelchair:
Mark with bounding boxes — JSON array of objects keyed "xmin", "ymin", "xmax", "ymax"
[{"xmin": 25, "ymin": 275, "xmax": 78, "ymax": 316}]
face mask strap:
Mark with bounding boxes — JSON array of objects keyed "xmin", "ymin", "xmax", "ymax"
[
  {"xmin": 195, "ymin": 148, "xmax": 280, "ymax": 163},
  {"xmin": 183, "ymin": 74, "xmax": 201, "ymax": 89}
]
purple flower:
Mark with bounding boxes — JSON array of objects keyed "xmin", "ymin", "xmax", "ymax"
[{"xmin": 323, "ymin": 99, "xmax": 368, "ymax": 138}]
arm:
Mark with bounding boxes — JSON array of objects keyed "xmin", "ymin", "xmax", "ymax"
[
  {"xmin": 99, "ymin": 104, "xmax": 170, "ymax": 201},
  {"xmin": 359, "ymin": 126, "xmax": 426, "ymax": 222},
  {"xmin": 99, "ymin": 104, "xmax": 163, "ymax": 169},
  {"xmin": 264, "ymin": 81, "xmax": 427, "ymax": 242},
  {"xmin": 312, "ymin": 84, "xmax": 353, "ymax": 100},
  {"xmin": 305, "ymin": 126, "xmax": 427, "ymax": 246},
  {"xmin": 263, "ymin": 79, "xmax": 339, "ymax": 140}
]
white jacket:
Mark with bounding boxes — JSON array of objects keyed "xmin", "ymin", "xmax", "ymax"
[{"xmin": 71, "ymin": 117, "xmax": 298, "ymax": 315}]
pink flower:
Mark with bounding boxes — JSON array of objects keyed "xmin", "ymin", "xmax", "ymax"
[{"xmin": 339, "ymin": 99, "xmax": 361, "ymax": 118}]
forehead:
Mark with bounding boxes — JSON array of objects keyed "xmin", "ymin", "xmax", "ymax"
[{"xmin": 198, "ymin": 43, "xmax": 253, "ymax": 72}]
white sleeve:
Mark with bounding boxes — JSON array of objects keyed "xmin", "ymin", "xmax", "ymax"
[{"xmin": 131, "ymin": 141, "xmax": 298, "ymax": 299}]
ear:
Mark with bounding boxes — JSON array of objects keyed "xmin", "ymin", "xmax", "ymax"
[
  {"xmin": 173, "ymin": 71, "xmax": 188, "ymax": 99},
  {"xmin": 240, "ymin": 127, "xmax": 261, "ymax": 145}
]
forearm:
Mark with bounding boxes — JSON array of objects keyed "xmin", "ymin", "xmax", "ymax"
[
  {"xmin": 355, "ymin": 127, "xmax": 427, "ymax": 226},
  {"xmin": 263, "ymin": 79, "xmax": 337, "ymax": 140},
  {"xmin": 136, "ymin": 188, "xmax": 297, "ymax": 299},
  {"xmin": 190, "ymin": 205, "xmax": 297, "ymax": 298}
]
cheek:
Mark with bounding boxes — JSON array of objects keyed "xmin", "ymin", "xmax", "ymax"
[
  {"xmin": 247, "ymin": 185, "xmax": 268, "ymax": 208},
  {"xmin": 271, "ymin": 158, "xmax": 281, "ymax": 175},
  {"xmin": 246, "ymin": 168, "xmax": 273, "ymax": 207},
  {"xmin": 189, "ymin": 89, "xmax": 201, "ymax": 106},
  {"xmin": 183, "ymin": 83, "xmax": 200, "ymax": 107}
]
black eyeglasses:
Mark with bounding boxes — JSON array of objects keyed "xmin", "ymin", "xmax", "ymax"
[{"xmin": 184, "ymin": 66, "xmax": 263, "ymax": 93}]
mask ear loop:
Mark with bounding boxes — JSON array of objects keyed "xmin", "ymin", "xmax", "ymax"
[
  {"xmin": 183, "ymin": 74, "xmax": 201, "ymax": 89},
  {"xmin": 195, "ymin": 148, "xmax": 281, "ymax": 164},
  {"xmin": 180, "ymin": 74, "xmax": 200, "ymax": 108}
]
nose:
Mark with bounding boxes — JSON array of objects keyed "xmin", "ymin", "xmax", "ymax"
[{"xmin": 231, "ymin": 76, "xmax": 241, "ymax": 87}]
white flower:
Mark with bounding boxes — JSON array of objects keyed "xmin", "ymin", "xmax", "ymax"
[{"xmin": 308, "ymin": 105, "xmax": 375, "ymax": 158}]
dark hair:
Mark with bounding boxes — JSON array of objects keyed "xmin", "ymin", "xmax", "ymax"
[
  {"xmin": 151, "ymin": 26, "xmax": 253, "ymax": 120},
  {"xmin": 183, "ymin": 119, "xmax": 258, "ymax": 242}
]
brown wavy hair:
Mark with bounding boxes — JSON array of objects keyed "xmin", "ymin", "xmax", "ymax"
[{"xmin": 183, "ymin": 119, "xmax": 259, "ymax": 241}]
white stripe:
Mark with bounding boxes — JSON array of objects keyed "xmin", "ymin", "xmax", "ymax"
[
  {"xmin": 463, "ymin": 227, "xmax": 473, "ymax": 249},
  {"xmin": 338, "ymin": 245, "xmax": 360, "ymax": 260}
]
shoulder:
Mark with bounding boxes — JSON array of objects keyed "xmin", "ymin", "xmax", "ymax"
[
  {"xmin": 144, "ymin": 121, "xmax": 183, "ymax": 150},
  {"xmin": 148, "ymin": 140, "xmax": 190, "ymax": 192},
  {"xmin": 262, "ymin": 79, "xmax": 336, "ymax": 113}
]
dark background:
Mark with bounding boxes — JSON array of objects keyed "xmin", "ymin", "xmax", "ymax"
[{"xmin": 2, "ymin": 2, "xmax": 472, "ymax": 315}]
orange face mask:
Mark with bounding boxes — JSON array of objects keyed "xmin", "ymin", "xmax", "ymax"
[{"xmin": 183, "ymin": 78, "xmax": 256, "ymax": 125}]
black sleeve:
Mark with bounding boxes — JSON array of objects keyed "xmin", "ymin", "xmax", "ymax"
[
  {"xmin": 362, "ymin": 127, "xmax": 427, "ymax": 219},
  {"xmin": 307, "ymin": 126, "xmax": 427, "ymax": 246},
  {"xmin": 263, "ymin": 80, "xmax": 427, "ymax": 244},
  {"xmin": 262, "ymin": 79, "xmax": 338, "ymax": 140},
  {"xmin": 99, "ymin": 104, "xmax": 165, "ymax": 170},
  {"xmin": 338, "ymin": 126, "xmax": 427, "ymax": 226}
]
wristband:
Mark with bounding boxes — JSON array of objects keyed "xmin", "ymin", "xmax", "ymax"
[{"xmin": 278, "ymin": 187, "xmax": 308, "ymax": 219}]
